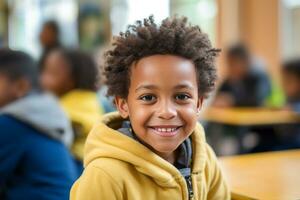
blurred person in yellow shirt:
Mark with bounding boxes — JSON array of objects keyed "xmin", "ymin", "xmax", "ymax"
[{"xmin": 40, "ymin": 48, "xmax": 104, "ymax": 175}]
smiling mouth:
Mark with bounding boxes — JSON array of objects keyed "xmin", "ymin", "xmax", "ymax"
[{"xmin": 149, "ymin": 126, "xmax": 182, "ymax": 137}]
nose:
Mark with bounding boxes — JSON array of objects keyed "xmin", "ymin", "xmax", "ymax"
[{"xmin": 157, "ymin": 99, "xmax": 177, "ymax": 120}]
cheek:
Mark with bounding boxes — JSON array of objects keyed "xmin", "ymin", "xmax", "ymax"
[
  {"xmin": 179, "ymin": 105, "xmax": 198, "ymax": 129},
  {"xmin": 0, "ymin": 83, "xmax": 18, "ymax": 106},
  {"xmin": 41, "ymin": 72, "xmax": 59, "ymax": 90},
  {"xmin": 128, "ymin": 104, "xmax": 151, "ymax": 125}
]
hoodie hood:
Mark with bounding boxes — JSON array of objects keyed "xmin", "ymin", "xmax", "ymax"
[
  {"xmin": 0, "ymin": 92, "xmax": 73, "ymax": 147},
  {"xmin": 84, "ymin": 112, "xmax": 208, "ymax": 187}
]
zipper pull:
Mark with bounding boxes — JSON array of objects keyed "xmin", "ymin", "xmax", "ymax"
[{"xmin": 185, "ymin": 175, "xmax": 194, "ymax": 200}]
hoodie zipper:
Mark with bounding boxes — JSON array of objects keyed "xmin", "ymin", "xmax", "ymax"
[{"xmin": 185, "ymin": 175, "xmax": 194, "ymax": 200}]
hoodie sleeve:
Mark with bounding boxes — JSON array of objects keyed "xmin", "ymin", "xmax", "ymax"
[
  {"xmin": 205, "ymin": 144, "xmax": 231, "ymax": 200},
  {"xmin": 70, "ymin": 165, "xmax": 123, "ymax": 200},
  {"xmin": 0, "ymin": 116, "xmax": 25, "ymax": 186}
]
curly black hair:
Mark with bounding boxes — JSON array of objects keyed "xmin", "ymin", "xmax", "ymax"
[
  {"xmin": 104, "ymin": 16, "xmax": 220, "ymax": 98},
  {"xmin": 57, "ymin": 48, "xmax": 99, "ymax": 91}
]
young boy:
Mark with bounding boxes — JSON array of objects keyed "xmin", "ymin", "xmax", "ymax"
[
  {"xmin": 70, "ymin": 16, "xmax": 230, "ymax": 200},
  {"xmin": 0, "ymin": 49, "xmax": 76, "ymax": 199}
]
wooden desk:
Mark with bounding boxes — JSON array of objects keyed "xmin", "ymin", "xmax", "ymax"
[
  {"xmin": 219, "ymin": 150, "xmax": 300, "ymax": 200},
  {"xmin": 201, "ymin": 107, "xmax": 300, "ymax": 126}
]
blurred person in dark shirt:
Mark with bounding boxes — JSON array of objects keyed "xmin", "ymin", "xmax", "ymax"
[
  {"xmin": 0, "ymin": 49, "xmax": 76, "ymax": 200},
  {"xmin": 214, "ymin": 43, "xmax": 271, "ymax": 107},
  {"xmin": 208, "ymin": 44, "xmax": 272, "ymax": 155}
]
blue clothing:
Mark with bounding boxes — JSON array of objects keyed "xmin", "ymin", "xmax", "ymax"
[
  {"xmin": 289, "ymin": 100, "xmax": 300, "ymax": 114},
  {"xmin": 97, "ymin": 86, "xmax": 116, "ymax": 113},
  {"xmin": 0, "ymin": 93, "xmax": 77, "ymax": 200},
  {"xmin": 0, "ymin": 115, "xmax": 77, "ymax": 200}
]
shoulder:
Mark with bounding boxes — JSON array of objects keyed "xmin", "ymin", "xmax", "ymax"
[
  {"xmin": 203, "ymin": 143, "xmax": 220, "ymax": 176},
  {"xmin": 0, "ymin": 114, "xmax": 66, "ymax": 150},
  {"xmin": 0, "ymin": 114, "xmax": 19, "ymax": 127},
  {"xmin": 83, "ymin": 157, "xmax": 140, "ymax": 189},
  {"xmin": 71, "ymin": 158, "xmax": 126, "ymax": 199},
  {"xmin": 87, "ymin": 157, "xmax": 134, "ymax": 181},
  {"xmin": 0, "ymin": 114, "xmax": 29, "ymax": 138},
  {"xmin": 203, "ymin": 143, "xmax": 231, "ymax": 199}
]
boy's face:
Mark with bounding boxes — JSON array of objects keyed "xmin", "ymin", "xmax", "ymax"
[
  {"xmin": 40, "ymin": 51, "xmax": 75, "ymax": 97},
  {"xmin": 282, "ymin": 71, "xmax": 300, "ymax": 99},
  {"xmin": 115, "ymin": 55, "xmax": 202, "ymax": 156},
  {"xmin": 0, "ymin": 74, "xmax": 29, "ymax": 108}
]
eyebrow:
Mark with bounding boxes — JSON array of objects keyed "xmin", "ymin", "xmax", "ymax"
[
  {"xmin": 174, "ymin": 83, "xmax": 194, "ymax": 90},
  {"xmin": 135, "ymin": 83, "xmax": 194, "ymax": 92},
  {"xmin": 135, "ymin": 84, "xmax": 158, "ymax": 92}
]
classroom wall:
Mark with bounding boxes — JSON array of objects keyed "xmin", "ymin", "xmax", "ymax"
[
  {"xmin": 216, "ymin": 0, "xmax": 280, "ymax": 81},
  {"xmin": 216, "ymin": 0, "xmax": 240, "ymax": 80},
  {"xmin": 240, "ymin": 0, "xmax": 280, "ymax": 80}
]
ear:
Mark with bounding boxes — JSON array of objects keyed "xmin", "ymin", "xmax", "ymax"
[
  {"xmin": 14, "ymin": 78, "xmax": 31, "ymax": 98},
  {"xmin": 114, "ymin": 96, "xmax": 129, "ymax": 119},
  {"xmin": 197, "ymin": 97, "xmax": 204, "ymax": 112}
]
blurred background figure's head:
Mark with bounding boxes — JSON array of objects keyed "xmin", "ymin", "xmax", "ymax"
[
  {"xmin": 213, "ymin": 42, "xmax": 272, "ymax": 108},
  {"xmin": 226, "ymin": 43, "xmax": 251, "ymax": 82},
  {"xmin": 40, "ymin": 48, "xmax": 99, "ymax": 97},
  {"xmin": 0, "ymin": 49, "xmax": 38, "ymax": 107},
  {"xmin": 282, "ymin": 59, "xmax": 300, "ymax": 102},
  {"xmin": 38, "ymin": 20, "xmax": 62, "ymax": 69},
  {"xmin": 39, "ymin": 20, "xmax": 61, "ymax": 49}
]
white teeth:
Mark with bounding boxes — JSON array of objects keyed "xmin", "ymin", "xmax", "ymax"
[{"xmin": 155, "ymin": 127, "xmax": 178, "ymax": 132}]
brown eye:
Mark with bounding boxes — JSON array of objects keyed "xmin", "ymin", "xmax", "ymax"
[
  {"xmin": 175, "ymin": 94, "xmax": 191, "ymax": 101},
  {"xmin": 140, "ymin": 95, "xmax": 156, "ymax": 102}
]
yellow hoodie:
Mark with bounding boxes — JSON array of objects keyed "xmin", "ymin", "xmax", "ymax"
[
  {"xmin": 60, "ymin": 90, "xmax": 104, "ymax": 161},
  {"xmin": 70, "ymin": 112, "xmax": 230, "ymax": 200}
]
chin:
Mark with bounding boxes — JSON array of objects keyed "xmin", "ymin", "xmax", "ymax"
[{"xmin": 152, "ymin": 142, "xmax": 179, "ymax": 154}]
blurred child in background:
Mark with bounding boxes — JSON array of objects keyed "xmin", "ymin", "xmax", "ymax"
[
  {"xmin": 276, "ymin": 59, "xmax": 300, "ymax": 149},
  {"xmin": 208, "ymin": 44, "xmax": 273, "ymax": 155},
  {"xmin": 40, "ymin": 48, "xmax": 104, "ymax": 175},
  {"xmin": 38, "ymin": 20, "xmax": 62, "ymax": 70},
  {"xmin": 0, "ymin": 49, "xmax": 76, "ymax": 200},
  {"xmin": 214, "ymin": 43, "xmax": 271, "ymax": 107},
  {"xmin": 282, "ymin": 59, "xmax": 300, "ymax": 113}
]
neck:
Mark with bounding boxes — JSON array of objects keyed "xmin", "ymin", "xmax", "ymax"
[
  {"xmin": 138, "ymin": 138, "xmax": 178, "ymax": 164},
  {"xmin": 154, "ymin": 149, "xmax": 179, "ymax": 165},
  {"xmin": 131, "ymin": 130, "xmax": 179, "ymax": 165}
]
